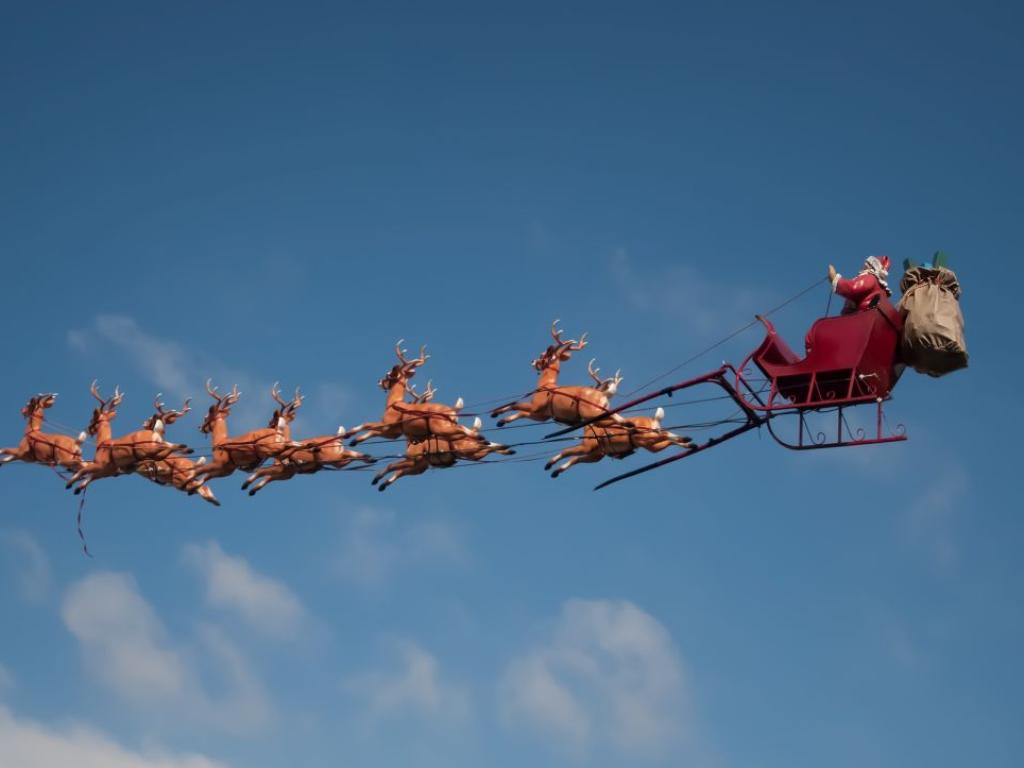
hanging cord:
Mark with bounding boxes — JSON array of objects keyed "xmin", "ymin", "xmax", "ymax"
[{"xmin": 76, "ymin": 486, "xmax": 92, "ymax": 558}]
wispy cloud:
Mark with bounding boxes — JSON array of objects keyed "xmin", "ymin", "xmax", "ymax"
[
  {"xmin": 345, "ymin": 639, "xmax": 470, "ymax": 723},
  {"xmin": 332, "ymin": 506, "xmax": 465, "ymax": 588},
  {"xmin": 68, "ymin": 316, "xmax": 194, "ymax": 400},
  {"xmin": 0, "ymin": 704, "xmax": 229, "ymax": 768},
  {"xmin": 610, "ymin": 249, "xmax": 770, "ymax": 338},
  {"xmin": 182, "ymin": 541, "xmax": 306, "ymax": 640},
  {"xmin": 0, "ymin": 531, "xmax": 51, "ymax": 602},
  {"xmin": 902, "ymin": 460, "xmax": 968, "ymax": 572},
  {"xmin": 499, "ymin": 599, "xmax": 700, "ymax": 760},
  {"xmin": 67, "ymin": 315, "xmax": 352, "ymax": 432},
  {"xmin": 61, "ymin": 571, "xmax": 271, "ymax": 733}
]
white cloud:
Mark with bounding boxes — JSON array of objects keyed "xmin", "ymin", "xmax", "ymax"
[
  {"xmin": 62, "ymin": 572, "xmax": 188, "ymax": 702},
  {"xmin": 182, "ymin": 541, "xmax": 305, "ymax": 639},
  {"xmin": 67, "ymin": 315, "xmax": 350, "ymax": 432},
  {"xmin": 0, "ymin": 704, "xmax": 228, "ymax": 768},
  {"xmin": 1, "ymin": 530, "xmax": 51, "ymax": 602},
  {"xmin": 61, "ymin": 571, "xmax": 270, "ymax": 732},
  {"xmin": 333, "ymin": 506, "xmax": 465, "ymax": 587},
  {"xmin": 903, "ymin": 460, "xmax": 968, "ymax": 570},
  {"xmin": 610, "ymin": 249, "xmax": 770, "ymax": 338},
  {"xmin": 346, "ymin": 640, "xmax": 470, "ymax": 723},
  {"xmin": 68, "ymin": 316, "xmax": 193, "ymax": 399},
  {"xmin": 500, "ymin": 599, "xmax": 696, "ymax": 759}
]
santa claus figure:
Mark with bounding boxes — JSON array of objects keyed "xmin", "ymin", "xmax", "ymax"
[{"xmin": 828, "ymin": 255, "xmax": 892, "ymax": 314}]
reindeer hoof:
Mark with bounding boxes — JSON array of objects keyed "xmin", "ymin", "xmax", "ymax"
[
  {"xmin": 377, "ymin": 485, "xmax": 387, "ymax": 492},
  {"xmin": 550, "ymin": 471, "xmax": 560, "ymax": 479},
  {"xmin": 248, "ymin": 489, "xmax": 257, "ymax": 497}
]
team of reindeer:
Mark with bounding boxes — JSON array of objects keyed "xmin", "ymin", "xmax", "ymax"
[{"xmin": 0, "ymin": 323, "xmax": 693, "ymax": 500}]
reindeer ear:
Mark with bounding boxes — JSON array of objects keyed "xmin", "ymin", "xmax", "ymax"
[
  {"xmin": 655, "ymin": 407, "xmax": 665, "ymax": 421},
  {"xmin": 472, "ymin": 416, "xmax": 482, "ymax": 430},
  {"xmin": 337, "ymin": 425, "xmax": 346, "ymax": 436}
]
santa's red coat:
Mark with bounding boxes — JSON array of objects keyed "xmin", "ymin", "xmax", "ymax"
[{"xmin": 834, "ymin": 272, "xmax": 887, "ymax": 313}]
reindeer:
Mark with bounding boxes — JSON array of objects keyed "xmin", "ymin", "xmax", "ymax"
[
  {"xmin": 133, "ymin": 397, "xmax": 220, "ymax": 506},
  {"xmin": 491, "ymin": 321, "xmax": 629, "ymax": 428},
  {"xmin": 1, "ymin": 393, "xmax": 86, "ymax": 472},
  {"xmin": 186, "ymin": 381, "xmax": 303, "ymax": 492},
  {"xmin": 346, "ymin": 341, "xmax": 480, "ymax": 446},
  {"xmin": 240, "ymin": 424, "xmax": 375, "ymax": 496},
  {"xmin": 372, "ymin": 417, "xmax": 515, "ymax": 491},
  {"xmin": 66, "ymin": 383, "xmax": 194, "ymax": 494},
  {"xmin": 545, "ymin": 407, "xmax": 694, "ymax": 478}
]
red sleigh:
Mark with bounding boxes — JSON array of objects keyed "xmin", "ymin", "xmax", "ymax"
[{"xmin": 550, "ymin": 296, "xmax": 908, "ymax": 489}]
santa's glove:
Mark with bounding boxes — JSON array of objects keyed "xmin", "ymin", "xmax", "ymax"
[{"xmin": 827, "ymin": 264, "xmax": 839, "ymax": 289}]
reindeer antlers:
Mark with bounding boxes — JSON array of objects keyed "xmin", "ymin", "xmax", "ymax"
[
  {"xmin": 550, "ymin": 320, "xmax": 588, "ymax": 352},
  {"xmin": 206, "ymin": 379, "xmax": 240, "ymax": 407},
  {"xmin": 395, "ymin": 339, "xmax": 429, "ymax": 371},
  {"xmin": 271, "ymin": 382, "xmax": 303, "ymax": 412},
  {"xmin": 153, "ymin": 394, "xmax": 191, "ymax": 421},
  {"xmin": 408, "ymin": 380, "xmax": 436, "ymax": 404},
  {"xmin": 90, "ymin": 380, "xmax": 123, "ymax": 411},
  {"xmin": 587, "ymin": 359, "xmax": 623, "ymax": 392}
]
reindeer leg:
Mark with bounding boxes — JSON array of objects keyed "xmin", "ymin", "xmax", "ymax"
[
  {"xmin": 197, "ymin": 485, "xmax": 221, "ymax": 506},
  {"xmin": 349, "ymin": 424, "xmax": 386, "ymax": 446},
  {"xmin": 248, "ymin": 475, "xmax": 275, "ymax": 496},
  {"xmin": 0, "ymin": 447, "xmax": 19, "ymax": 465},
  {"xmin": 65, "ymin": 464, "xmax": 92, "ymax": 490},
  {"xmin": 496, "ymin": 409, "xmax": 532, "ymax": 427},
  {"xmin": 544, "ymin": 447, "xmax": 571, "ymax": 470},
  {"xmin": 552, "ymin": 449, "xmax": 602, "ymax": 478},
  {"xmin": 240, "ymin": 468, "xmax": 264, "ymax": 490},
  {"xmin": 372, "ymin": 458, "xmax": 406, "ymax": 485}
]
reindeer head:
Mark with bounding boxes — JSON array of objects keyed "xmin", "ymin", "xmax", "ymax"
[
  {"xmin": 379, "ymin": 340, "xmax": 429, "ymax": 391},
  {"xmin": 632, "ymin": 407, "xmax": 691, "ymax": 449},
  {"xmin": 268, "ymin": 383, "xmax": 303, "ymax": 429},
  {"xmin": 532, "ymin": 320, "xmax": 588, "ymax": 372},
  {"xmin": 143, "ymin": 395, "xmax": 191, "ymax": 432},
  {"xmin": 21, "ymin": 393, "xmax": 57, "ymax": 419},
  {"xmin": 86, "ymin": 381, "xmax": 124, "ymax": 436},
  {"xmin": 200, "ymin": 380, "xmax": 240, "ymax": 434},
  {"xmin": 587, "ymin": 359, "xmax": 623, "ymax": 396}
]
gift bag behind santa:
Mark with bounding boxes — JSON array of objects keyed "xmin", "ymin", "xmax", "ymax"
[{"xmin": 898, "ymin": 251, "xmax": 968, "ymax": 377}]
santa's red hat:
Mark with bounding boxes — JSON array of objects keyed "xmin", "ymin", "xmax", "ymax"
[{"xmin": 865, "ymin": 255, "xmax": 891, "ymax": 275}]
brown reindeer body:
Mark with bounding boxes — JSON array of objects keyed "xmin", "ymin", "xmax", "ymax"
[
  {"xmin": 66, "ymin": 386, "xmax": 195, "ymax": 493},
  {"xmin": 492, "ymin": 323, "xmax": 629, "ymax": 428},
  {"xmin": 188, "ymin": 382, "xmax": 303, "ymax": 491},
  {"xmin": 137, "ymin": 456, "xmax": 220, "ymax": 506},
  {"xmin": 348, "ymin": 343, "xmax": 480, "ymax": 446},
  {"xmin": 241, "ymin": 429, "xmax": 375, "ymax": 495},
  {"xmin": 0, "ymin": 394, "xmax": 86, "ymax": 472},
  {"xmin": 545, "ymin": 407, "xmax": 693, "ymax": 478},
  {"xmin": 130, "ymin": 397, "xmax": 218, "ymax": 505},
  {"xmin": 372, "ymin": 417, "xmax": 514, "ymax": 491}
]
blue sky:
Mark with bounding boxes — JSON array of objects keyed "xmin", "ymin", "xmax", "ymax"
[{"xmin": 0, "ymin": 2, "xmax": 1021, "ymax": 766}]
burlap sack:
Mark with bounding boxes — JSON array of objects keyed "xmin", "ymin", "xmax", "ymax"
[{"xmin": 898, "ymin": 267, "xmax": 968, "ymax": 377}]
